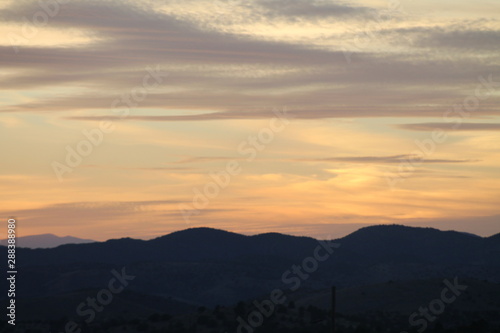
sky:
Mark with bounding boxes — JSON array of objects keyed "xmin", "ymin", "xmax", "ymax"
[{"xmin": 0, "ymin": 0, "xmax": 499, "ymax": 241}]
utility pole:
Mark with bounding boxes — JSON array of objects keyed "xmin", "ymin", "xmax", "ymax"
[{"xmin": 331, "ymin": 286, "xmax": 336, "ymax": 333}]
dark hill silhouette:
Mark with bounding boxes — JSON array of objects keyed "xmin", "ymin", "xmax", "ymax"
[
  {"xmin": 6, "ymin": 225, "xmax": 500, "ymax": 268},
  {"xmin": 0, "ymin": 233, "xmax": 95, "ymax": 248},
  {"xmin": 1, "ymin": 225, "xmax": 499, "ymax": 308},
  {"xmin": 339, "ymin": 225, "xmax": 487, "ymax": 264},
  {"xmin": 13, "ymin": 227, "xmax": 321, "ymax": 266},
  {"xmin": 488, "ymin": 232, "xmax": 500, "ymax": 241},
  {"xmin": 17, "ymin": 289, "xmax": 195, "ymax": 321}
]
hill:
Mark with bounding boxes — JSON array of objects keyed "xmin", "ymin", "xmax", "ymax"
[
  {"xmin": 1, "ymin": 224, "xmax": 499, "ymax": 323},
  {"xmin": 0, "ymin": 233, "xmax": 95, "ymax": 248}
]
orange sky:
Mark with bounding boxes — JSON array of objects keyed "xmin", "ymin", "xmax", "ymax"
[{"xmin": 1, "ymin": 0, "xmax": 499, "ymax": 241}]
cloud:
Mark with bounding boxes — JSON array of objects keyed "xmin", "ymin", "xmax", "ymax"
[
  {"xmin": 82, "ymin": 164, "xmax": 195, "ymax": 171},
  {"xmin": 0, "ymin": 199, "xmax": 193, "ymax": 240},
  {"xmin": 396, "ymin": 122, "xmax": 500, "ymax": 131},
  {"xmin": 1, "ymin": 0, "xmax": 497, "ymax": 92},
  {"xmin": 61, "ymin": 102, "xmax": 499, "ymax": 121},
  {"xmin": 297, "ymin": 154, "xmax": 478, "ymax": 164},
  {"xmin": 0, "ymin": 1, "xmax": 349, "ymax": 71},
  {"xmin": 255, "ymin": 0, "xmax": 374, "ymax": 19},
  {"xmin": 1, "ymin": 200, "xmax": 184, "ymax": 228},
  {"xmin": 173, "ymin": 156, "xmax": 237, "ymax": 164},
  {"xmin": 1, "ymin": 0, "xmax": 499, "ymax": 126},
  {"xmin": 4, "ymin": 80, "xmax": 487, "ymax": 116},
  {"xmin": 379, "ymin": 25, "xmax": 500, "ymax": 53},
  {"xmin": 1, "ymin": 200, "xmax": 183, "ymax": 226},
  {"xmin": 1, "ymin": 0, "xmax": 499, "ymax": 242},
  {"xmin": 33, "ymin": 200, "xmax": 182, "ymax": 212},
  {"xmin": 415, "ymin": 28, "xmax": 500, "ymax": 51}
]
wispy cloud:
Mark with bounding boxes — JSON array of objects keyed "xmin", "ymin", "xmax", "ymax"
[
  {"xmin": 255, "ymin": 0, "xmax": 374, "ymax": 19},
  {"xmin": 399, "ymin": 27, "xmax": 500, "ymax": 51},
  {"xmin": 297, "ymin": 155, "xmax": 478, "ymax": 164},
  {"xmin": 82, "ymin": 164, "xmax": 194, "ymax": 171},
  {"xmin": 173, "ymin": 156, "xmax": 237, "ymax": 164},
  {"xmin": 396, "ymin": 122, "xmax": 500, "ymax": 131}
]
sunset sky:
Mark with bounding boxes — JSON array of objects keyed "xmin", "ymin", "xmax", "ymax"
[{"xmin": 1, "ymin": 0, "xmax": 499, "ymax": 241}]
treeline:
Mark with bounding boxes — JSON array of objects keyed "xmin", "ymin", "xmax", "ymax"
[{"xmin": 2, "ymin": 301, "xmax": 499, "ymax": 333}]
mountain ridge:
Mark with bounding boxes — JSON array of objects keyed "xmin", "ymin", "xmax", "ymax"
[
  {"xmin": 0, "ymin": 233, "xmax": 95, "ymax": 249},
  {"xmin": 4, "ymin": 225, "xmax": 499, "ymax": 267},
  {"xmin": 1, "ymin": 224, "xmax": 499, "ymax": 308}
]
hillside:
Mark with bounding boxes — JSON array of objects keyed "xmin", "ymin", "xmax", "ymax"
[
  {"xmin": 1, "ymin": 224, "xmax": 499, "ymax": 330},
  {"xmin": 0, "ymin": 233, "xmax": 95, "ymax": 248}
]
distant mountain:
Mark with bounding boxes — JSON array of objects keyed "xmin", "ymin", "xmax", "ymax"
[
  {"xmin": 0, "ymin": 233, "xmax": 95, "ymax": 248},
  {"xmin": 338, "ymin": 224, "xmax": 491, "ymax": 264},
  {"xmin": 1, "ymin": 225, "xmax": 499, "ymax": 310},
  {"xmin": 489, "ymin": 232, "xmax": 500, "ymax": 241},
  {"xmin": 11, "ymin": 227, "xmax": 321, "ymax": 266}
]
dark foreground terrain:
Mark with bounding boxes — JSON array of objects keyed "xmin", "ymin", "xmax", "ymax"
[{"xmin": 1, "ymin": 225, "xmax": 499, "ymax": 332}]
